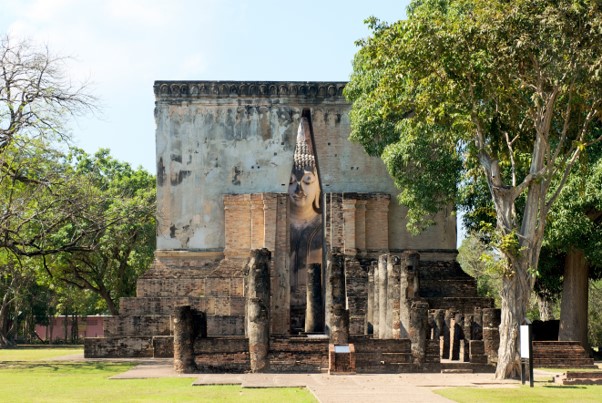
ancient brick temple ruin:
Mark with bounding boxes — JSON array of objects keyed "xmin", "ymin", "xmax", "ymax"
[{"xmin": 84, "ymin": 81, "xmax": 502, "ymax": 373}]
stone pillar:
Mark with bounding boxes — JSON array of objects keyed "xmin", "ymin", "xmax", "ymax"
[
  {"xmin": 433, "ymin": 309, "xmax": 445, "ymax": 339},
  {"xmin": 472, "ymin": 307, "xmax": 483, "ymax": 340},
  {"xmin": 373, "ymin": 261, "xmax": 380, "ymax": 338},
  {"xmin": 442, "ymin": 309, "xmax": 453, "ymax": 359},
  {"xmin": 406, "ymin": 251, "xmax": 420, "ymax": 297},
  {"xmin": 328, "ymin": 248, "xmax": 349, "ymax": 344},
  {"xmin": 269, "ymin": 194, "xmax": 289, "ymax": 335},
  {"xmin": 449, "ymin": 313, "xmax": 463, "ymax": 361},
  {"xmin": 246, "ymin": 248, "xmax": 271, "ymax": 373},
  {"xmin": 399, "ymin": 261, "xmax": 411, "ymax": 339},
  {"xmin": 366, "ymin": 263, "xmax": 375, "ymax": 335},
  {"xmin": 410, "ymin": 301, "xmax": 429, "ymax": 364},
  {"xmin": 462, "ymin": 314, "xmax": 472, "ymax": 362},
  {"xmin": 305, "ymin": 263, "xmax": 323, "ymax": 333},
  {"xmin": 378, "ymin": 254, "xmax": 388, "ymax": 339},
  {"xmin": 482, "ymin": 308, "xmax": 501, "ymax": 364},
  {"xmin": 387, "ymin": 255, "xmax": 401, "ymax": 339},
  {"xmin": 173, "ymin": 305, "xmax": 198, "ymax": 373}
]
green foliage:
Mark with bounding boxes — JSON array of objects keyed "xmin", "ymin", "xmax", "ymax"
[
  {"xmin": 346, "ymin": 0, "xmax": 602, "ymax": 235},
  {"xmin": 589, "ymin": 279, "xmax": 602, "ymax": 349},
  {"xmin": 47, "ymin": 148, "xmax": 156, "ymax": 315},
  {"xmin": 457, "ymin": 233, "xmax": 501, "ymax": 305}
]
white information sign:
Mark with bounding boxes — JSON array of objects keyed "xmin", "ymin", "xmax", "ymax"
[
  {"xmin": 520, "ymin": 325, "xmax": 530, "ymax": 358},
  {"xmin": 334, "ymin": 345, "xmax": 350, "ymax": 353}
]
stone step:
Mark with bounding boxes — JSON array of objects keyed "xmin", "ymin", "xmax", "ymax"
[
  {"xmin": 136, "ymin": 276, "xmax": 243, "ymax": 298},
  {"xmin": 104, "ymin": 315, "xmax": 171, "ymax": 338},
  {"xmin": 554, "ymin": 371, "xmax": 602, "ymax": 385},
  {"xmin": 531, "ymin": 341, "xmax": 595, "ymax": 368},
  {"xmin": 105, "ymin": 314, "xmax": 244, "ymax": 338},
  {"xmin": 533, "ymin": 358, "xmax": 596, "ymax": 368},
  {"xmin": 419, "ymin": 280, "xmax": 479, "ymax": 298},
  {"xmin": 424, "ymin": 297, "xmax": 495, "ymax": 311}
]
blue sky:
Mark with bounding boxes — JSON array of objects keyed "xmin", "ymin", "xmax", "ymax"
[{"xmin": 0, "ymin": 0, "xmax": 410, "ymax": 173}]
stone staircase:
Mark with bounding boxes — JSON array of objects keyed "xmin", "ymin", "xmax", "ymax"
[
  {"xmin": 194, "ymin": 336, "xmax": 250, "ymax": 373},
  {"xmin": 268, "ymin": 336, "xmax": 329, "ymax": 373},
  {"xmin": 533, "ymin": 341, "xmax": 596, "ymax": 368},
  {"xmin": 352, "ymin": 338, "xmax": 415, "ymax": 373},
  {"xmin": 418, "ymin": 261, "xmax": 494, "ymax": 313},
  {"xmin": 554, "ymin": 371, "xmax": 602, "ymax": 385},
  {"xmin": 85, "ymin": 255, "xmax": 247, "ymax": 358}
]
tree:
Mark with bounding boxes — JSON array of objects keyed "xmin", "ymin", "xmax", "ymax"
[
  {"xmin": 345, "ymin": 0, "xmax": 602, "ymax": 378},
  {"xmin": 48, "ymin": 149, "xmax": 156, "ymax": 315},
  {"xmin": 0, "ymin": 35, "xmax": 94, "ymax": 155},
  {"xmin": 0, "ymin": 35, "xmax": 96, "ymax": 347},
  {"xmin": 543, "ymin": 149, "xmax": 602, "ymax": 350},
  {"xmin": 457, "ymin": 232, "xmax": 501, "ymax": 306}
]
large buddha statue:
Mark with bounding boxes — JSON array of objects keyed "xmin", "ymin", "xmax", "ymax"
[{"xmin": 289, "ymin": 117, "xmax": 323, "ymax": 333}]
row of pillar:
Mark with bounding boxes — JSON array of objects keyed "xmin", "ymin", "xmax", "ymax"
[{"xmin": 367, "ymin": 252, "xmax": 420, "ymax": 340}]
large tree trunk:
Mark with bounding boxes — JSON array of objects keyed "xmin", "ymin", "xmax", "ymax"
[
  {"xmin": 537, "ymin": 294, "xmax": 555, "ymax": 321},
  {"xmin": 558, "ymin": 248, "xmax": 589, "ymax": 350},
  {"xmin": 495, "ymin": 262, "xmax": 531, "ymax": 379},
  {"xmin": 0, "ymin": 293, "xmax": 16, "ymax": 348}
]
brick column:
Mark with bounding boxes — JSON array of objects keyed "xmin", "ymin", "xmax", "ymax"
[
  {"xmin": 246, "ymin": 249, "xmax": 271, "ymax": 372},
  {"xmin": 223, "ymin": 194, "xmax": 251, "ymax": 259},
  {"xmin": 250, "ymin": 194, "xmax": 265, "ymax": 249},
  {"xmin": 365, "ymin": 195, "xmax": 389, "ymax": 251},
  {"xmin": 354, "ymin": 199, "xmax": 367, "ymax": 255},
  {"xmin": 342, "ymin": 198, "xmax": 357, "ymax": 255}
]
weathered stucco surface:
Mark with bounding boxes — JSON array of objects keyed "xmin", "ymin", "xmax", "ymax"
[{"xmin": 154, "ymin": 81, "xmax": 455, "ymax": 251}]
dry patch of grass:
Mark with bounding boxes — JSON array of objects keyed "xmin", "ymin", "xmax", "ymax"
[{"xmin": 0, "ymin": 346, "xmax": 83, "ymax": 361}]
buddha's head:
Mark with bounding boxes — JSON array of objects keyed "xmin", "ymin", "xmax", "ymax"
[{"xmin": 289, "ymin": 117, "xmax": 321, "ymax": 215}]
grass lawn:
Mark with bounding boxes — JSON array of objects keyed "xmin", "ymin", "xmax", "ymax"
[
  {"xmin": 435, "ymin": 384, "xmax": 602, "ymax": 403},
  {"xmin": 0, "ymin": 348, "xmax": 316, "ymax": 403}
]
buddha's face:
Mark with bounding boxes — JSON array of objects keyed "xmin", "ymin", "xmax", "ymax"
[{"xmin": 289, "ymin": 168, "xmax": 319, "ymax": 211}]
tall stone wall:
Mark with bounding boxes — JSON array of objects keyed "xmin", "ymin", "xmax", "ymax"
[{"xmin": 154, "ymin": 81, "xmax": 456, "ymax": 253}]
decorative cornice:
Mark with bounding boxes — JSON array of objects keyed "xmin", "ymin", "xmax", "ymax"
[{"xmin": 154, "ymin": 81, "xmax": 347, "ymax": 100}]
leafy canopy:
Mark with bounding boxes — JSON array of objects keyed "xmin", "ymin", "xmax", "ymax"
[{"xmin": 345, "ymin": 0, "xmax": 602, "ymax": 234}]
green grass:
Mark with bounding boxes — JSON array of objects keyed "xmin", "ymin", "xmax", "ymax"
[
  {"xmin": 0, "ymin": 346, "xmax": 83, "ymax": 361},
  {"xmin": 435, "ymin": 384, "xmax": 602, "ymax": 402},
  {"xmin": 0, "ymin": 349, "xmax": 317, "ymax": 403}
]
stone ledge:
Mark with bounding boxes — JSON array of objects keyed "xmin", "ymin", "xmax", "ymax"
[{"xmin": 154, "ymin": 81, "xmax": 347, "ymax": 101}]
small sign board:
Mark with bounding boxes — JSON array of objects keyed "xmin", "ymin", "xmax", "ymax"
[
  {"xmin": 520, "ymin": 325, "xmax": 530, "ymax": 358},
  {"xmin": 334, "ymin": 345, "xmax": 350, "ymax": 353}
]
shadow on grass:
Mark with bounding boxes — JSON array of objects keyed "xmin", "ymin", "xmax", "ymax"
[
  {"xmin": 0, "ymin": 361, "xmax": 132, "ymax": 372},
  {"xmin": 542, "ymin": 385, "xmax": 587, "ymax": 389}
]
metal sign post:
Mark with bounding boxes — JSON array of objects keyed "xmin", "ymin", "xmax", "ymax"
[{"xmin": 520, "ymin": 324, "xmax": 534, "ymax": 387}]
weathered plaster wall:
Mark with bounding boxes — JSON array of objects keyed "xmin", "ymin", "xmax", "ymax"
[{"xmin": 154, "ymin": 81, "xmax": 455, "ymax": 251}]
